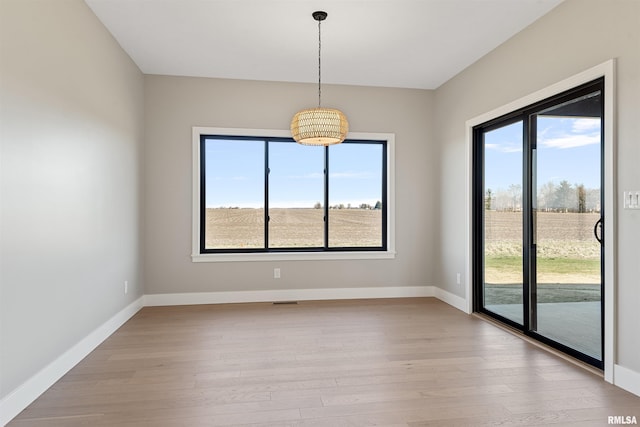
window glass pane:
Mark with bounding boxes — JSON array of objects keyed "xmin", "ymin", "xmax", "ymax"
[
  {"xmin": 268, "ymin": 142, "xmax": 324, "ymax": 248},
  {"xmin": 533, "ymin": 91, "xmax": 602, "ymax": 360},
  {"xmin": 328, "ymin": 142, "xmax": 383, "ymax": 247},
  {"xmin": 483, "ymin": 121, "xmax": 524, "ymax": 325},
  {"xmin": 203, "ymin": 138, "xmax": 264, "ymax": 249}
]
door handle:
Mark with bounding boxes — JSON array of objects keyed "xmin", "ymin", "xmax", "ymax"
[{"xmin": 594, "ymin": 218, "xmax": 603, "ymax": 244}]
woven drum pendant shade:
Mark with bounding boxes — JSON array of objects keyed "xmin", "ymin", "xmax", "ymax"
[
  {"xmin": 291, "ymin": 11, "xmax": 348, "ymax": 146},
  {"xmin": 290, "ymin": 107, "xmax": 349, "ymax": 146}
]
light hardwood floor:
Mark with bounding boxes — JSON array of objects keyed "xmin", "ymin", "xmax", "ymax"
[{"xmin": 9, "ymin": 298, "xmax": 640, "ymax": 426}]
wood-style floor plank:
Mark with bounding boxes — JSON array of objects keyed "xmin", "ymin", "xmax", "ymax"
[{"xmin": 8, "ymin": 298, "xmax": 640, "ymax": 426}]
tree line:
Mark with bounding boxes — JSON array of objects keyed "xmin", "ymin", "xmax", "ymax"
[
  {"xmin": 485, "ymin": 180, "xmax": 600, "ymax": 213},
  {"xmin": 314, "ymin": 201, "xmax": 382, "ymax": 210}
]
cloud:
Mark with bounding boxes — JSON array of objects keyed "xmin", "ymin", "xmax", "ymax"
[
  {"xmin": 540, "ymin": 133, "xmax": 600, "ymax": 149},
  {"xmin": 485, "ymin": 143, "xmax": 522, "ymax": 153},
  {"xmin": 537, "ymin": 117, "xmax": 600, "ymax": 149},
  {"xmin": 572, "ymin": 118, "xmax": 600, "ymax": 132}
]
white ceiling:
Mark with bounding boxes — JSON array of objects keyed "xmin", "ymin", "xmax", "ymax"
[{"xmin": 85, "ymin": 0, "xmax": 564, "ymax": 90}]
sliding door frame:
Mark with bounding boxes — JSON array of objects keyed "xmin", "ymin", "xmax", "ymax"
[
  {"xmin": 464, "ymin": 60, "xmax": 616, "ymax": 380},
  {"xmin": 473, "ymin": 78, "xmax": 605, "ymax": 368}
]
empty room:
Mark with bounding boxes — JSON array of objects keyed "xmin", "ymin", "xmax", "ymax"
[{"xmin": 1, "ymin": 0, "xmax": 640, "ymax": 425}]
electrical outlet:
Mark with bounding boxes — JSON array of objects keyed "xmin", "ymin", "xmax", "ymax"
[
  {"xmin": 456, "ymin": 273, "xmax": 461, "ymax": 285},
  {"xmin": 124, "ymin": 280, "xmax": 128, "ymax": 294},
  {"xmin": 274, "ymin": 268, "xmax": 281, "ymax": 279}
]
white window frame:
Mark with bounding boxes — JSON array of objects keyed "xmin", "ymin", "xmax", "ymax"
[{"xmin": 191, "ymin": 127, "xmax": 396, "ymax": 262}]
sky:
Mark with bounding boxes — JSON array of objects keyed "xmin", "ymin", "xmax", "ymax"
[
  {"xmin": 204, "ymin": 112, "xmax": 601, "ymax": 209},
  {"xmin": 484, "ymin": 115, "xmax": 602, "ymax": 192},
  {"xmin": 204, "ymin": 139, "xmax": 383, "ymax": 208}
]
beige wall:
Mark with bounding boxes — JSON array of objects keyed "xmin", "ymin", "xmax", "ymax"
[
  {"xmin": 0, "ymin": 0, "xmax": 144, "ymax": 398},
  {"xmin": 434, "ymin": 0, "xmax": 640, "ymax": 371},
  {"xmin": 144, "ymin": 76, "xmax": 436, "ymax": 295},
  {"xmin": 2, "ymin": 0, "xmax": 638, "ymax": 412}
]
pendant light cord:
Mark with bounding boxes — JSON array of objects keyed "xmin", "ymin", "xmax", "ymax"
[{"xmin": 318, "ymin": 18, "xmax": 322, "ymax": 108}]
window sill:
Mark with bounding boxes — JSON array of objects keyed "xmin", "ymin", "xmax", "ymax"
[{"xmin": 191, "ymin": 251, "xmax": 396, "ymax": 263}]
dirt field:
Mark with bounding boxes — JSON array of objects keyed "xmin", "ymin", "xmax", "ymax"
[
  {"xmin": 205, "ymin": 208, "xmax": 382, "ymax": 249},
  {"xmin": 485, "ymin": 211, "xmax": 601, "ymax": 259},
  {"xmin": 484, "ymin": 211, "xmax": 601, "ymax": 243},
  {"xmin": 205, "ymin": 209, "xmax": 600, "ymax": 285},
  {"xmin": 484, "ymin": 211, "xmax": 602, "ymax": 284}
]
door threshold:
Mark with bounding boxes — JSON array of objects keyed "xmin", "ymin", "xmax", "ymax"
[{"xmin": 472, "ymin": 312, "xmax": 603, "ymax": 378}]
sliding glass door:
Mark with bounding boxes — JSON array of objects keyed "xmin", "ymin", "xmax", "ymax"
[{"xmin": 474, "ymin": 78, "xmax": 604, "ymax": 368}]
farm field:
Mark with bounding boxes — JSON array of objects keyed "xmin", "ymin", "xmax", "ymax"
[
  {"xmin": 484, "ymin": 211, "xmax": 601, "ymax": 284},
  {"xmin": 205, "ymin": 208, "xmax": 382, "ymax": 249},
  {"xmin": 484, "ymin": 211, "xmax": 602, "ymax": 359},
  {"xmin": 205, "ymin": 209, "xmax": 600, "ymax": 289}
]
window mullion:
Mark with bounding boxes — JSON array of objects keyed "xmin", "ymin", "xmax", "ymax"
[
  {"xmin": 264, "ymin": 140, "xmax": 270, "ymax": 250},
  {"xmin": 324, "ymin": 146, "xmax": 329, "ymax": 249}
]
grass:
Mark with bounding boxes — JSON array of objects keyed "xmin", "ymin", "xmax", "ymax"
[
  {"xmin": 483, "ymin": 212, "xmax": 602, "ymax": 305},
  {"xmin": 485, "ymin": 255, "xmax": 600, "ymax": 284},
  {"xmin": 483, "ymin": 211, "xmax": 602, "ymax": 284},
  {"xmin": 486, "ymin": 255, "xmax": 600, "ymax": 275}
]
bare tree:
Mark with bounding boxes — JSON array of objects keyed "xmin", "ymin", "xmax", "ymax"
[
  {"xmin": 485, "ymin": 189, "xmax": 493, "ymax": 211},
  {"xmin": 538, "ymin": 181, "xmax": 556, "ymax": 212},
  {"xmin": 507, "ymin": 184, "xmax": 522, "ymax": 211},
  {"xmin": 587, "ymin": 189, "xmax": 601, "ymax": 212},
  {"xmin": 577, "ymin": 184, "xmax": 587, "ymax": 213}
]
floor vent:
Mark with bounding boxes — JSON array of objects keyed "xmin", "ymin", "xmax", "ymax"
[{"xmin": 272, "ymin": 301, "xmax": 299, "ymax": 305}]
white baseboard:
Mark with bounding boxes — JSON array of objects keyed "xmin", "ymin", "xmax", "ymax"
[
  {"xmin": 614, "ymin": 364, "xmax": 640, "ymax": 397},
  {"xmin": 0, "ymin": 297, "xmax": 144, "ymax": 427},
  {"xmin": 4, "ymin": 284, "xmax": 637, "ymax": 427},
  {"xmin": 144, "ymin": 286, "xmax": 434, "ymax": 306},
  {"xmin": 432, "ymin": 287, "xmax": 468, "ymax": 312}
]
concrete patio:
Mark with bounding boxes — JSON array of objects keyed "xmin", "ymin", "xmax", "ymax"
[{"xmin": 485, "ymin": 283, "xmax": 601, "ymax": 360}]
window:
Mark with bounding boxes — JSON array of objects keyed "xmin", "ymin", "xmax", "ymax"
[{"xmin": 192, "ymin": 128, "xmax": 395, "ymax": 261}]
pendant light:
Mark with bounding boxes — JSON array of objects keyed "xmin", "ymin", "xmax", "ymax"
[{"xmin": 290, "ymin": 11, "xmax": 348, "ymax": 146}]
